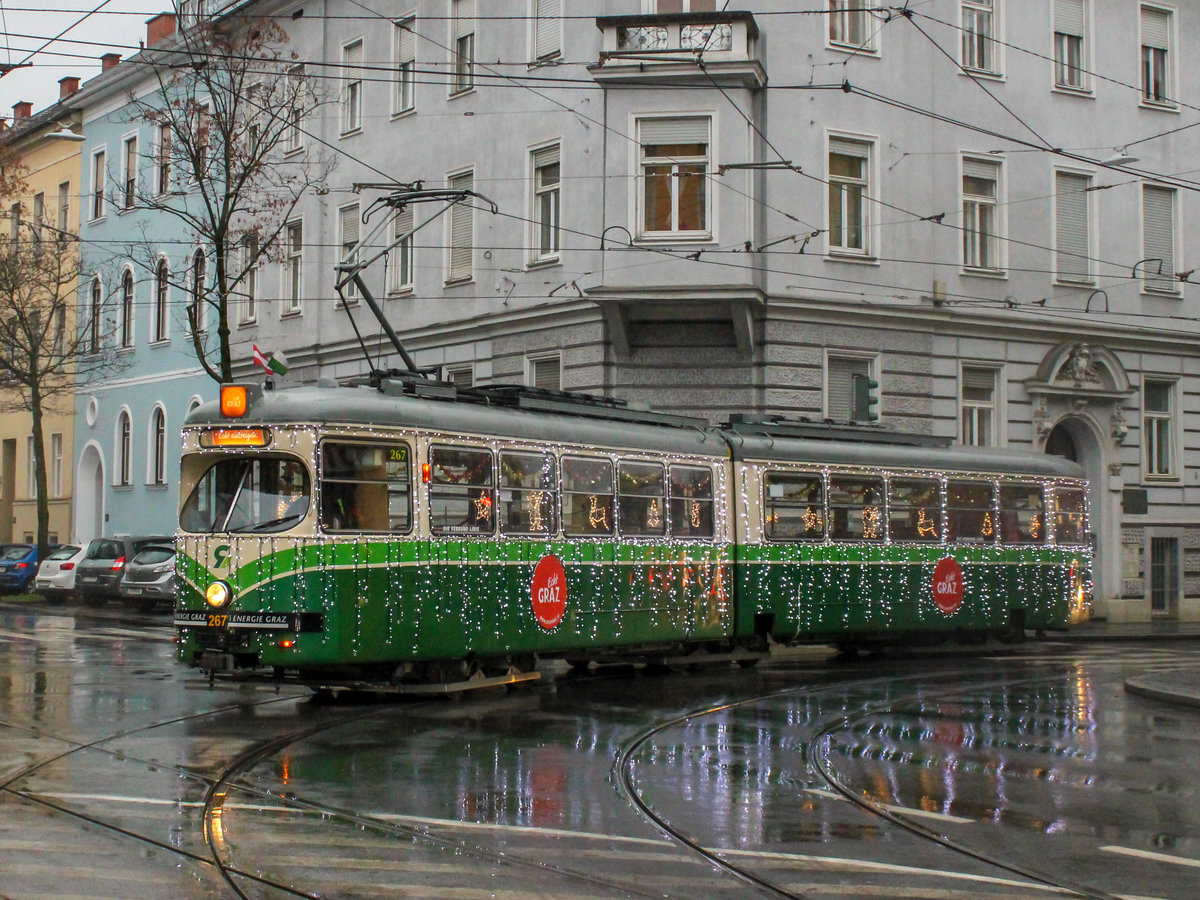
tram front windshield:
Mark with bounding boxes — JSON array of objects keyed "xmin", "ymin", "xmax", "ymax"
[{"xmin": 180, "ymin": 456, "xmax": 310, "ymax": 534}]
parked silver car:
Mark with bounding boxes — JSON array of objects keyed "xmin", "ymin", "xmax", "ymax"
[{"xmin": 119, "ymin": 543, "xmax": 176, "ymax": 611}]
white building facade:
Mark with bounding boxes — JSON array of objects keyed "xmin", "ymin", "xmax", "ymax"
[{"xmin": 186, "ymin": 0, "xmax": 1200, "ymax": 623}]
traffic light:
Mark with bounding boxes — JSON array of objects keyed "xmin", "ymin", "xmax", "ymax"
[{"xmin": 852, "ymin": 373, "xmax": 880, "ymax": 422}]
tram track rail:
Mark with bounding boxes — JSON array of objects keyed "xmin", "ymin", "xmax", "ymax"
[{"xmin": 613, "ymin": 663, "xmax": 1127, "ymax": 900}]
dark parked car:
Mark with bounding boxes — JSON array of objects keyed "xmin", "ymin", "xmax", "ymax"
[
  {"xmin": 74, "ymin": 536, "xmax": 174, "ymax": 605},
  {"xmin": 0, "ymin": 543, "xmax": 54, "ymax": 594},
  {"xmin": 119, "ymin": 543, "xmax": 177, "ymax": 611}
]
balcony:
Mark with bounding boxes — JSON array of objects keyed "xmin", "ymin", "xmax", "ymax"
[{"xmin": 589, "ymin": 12, "xmax": 765, "ymax": 89}]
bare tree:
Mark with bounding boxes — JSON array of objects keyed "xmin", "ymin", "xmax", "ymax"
[
  {"xmin": 125, "ymin": 14, "xmax": 334, "ymax": 383},
  {"xmin": 0, "ymin": 222, "xmax": 126, "ymax": 556}
]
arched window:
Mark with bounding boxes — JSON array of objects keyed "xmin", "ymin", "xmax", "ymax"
[
  {"xmin": 88, "ymin": 277, "xmax": 102, "ymax": 353},
  {"xmin": 154, "ymin": 259, "xmax": 169, "ymax": 342},
  {"xmin": 152, "ymin": 407, "xmax": 166, "ymax": 485},
  {"xmin": 120, "ymin": 269, "xmax": 134, "ymax": 348},
  {"xmin": 190, "ymin": 249, "xmax": 206, "ymax": 333},
  {"xmin": 117, "ymin": 410, "xmax": 132, "ymax": 486}
]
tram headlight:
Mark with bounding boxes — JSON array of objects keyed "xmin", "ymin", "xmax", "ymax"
[{"xmin": 206, "ymin": 581, "xmax": 233, "ymax": 609}]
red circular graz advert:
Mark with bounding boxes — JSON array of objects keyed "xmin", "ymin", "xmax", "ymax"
[
  {"xmin": 931, "ymin": 557, "xmax": 964, "ymax": 614},
  {"xmin": 531, "ymin": 555, "xmax": 568, "ymax": 630}
]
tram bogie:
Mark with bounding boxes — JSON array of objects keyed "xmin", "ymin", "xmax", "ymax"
[{"xmin": 174, "ymin": 380, "xmax": 1091, "ymax": 690}]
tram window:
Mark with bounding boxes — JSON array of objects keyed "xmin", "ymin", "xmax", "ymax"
[
  {"xmin": 1055, "ymin": 487, "xmax": 1087, "ymax": 544},
  {"xmin": 618, "ymin": 461, "xmax": 666, "ymax": 537},
  {"xmin": 888, "ymin": 477, "xmax": 942, "ymax": 542},
  {"xmin": 499, "ymin": 451, "xmax": 557, "ymax": 536},
  {"xmin": 181, "ymin": 455, "xmax": 310, "ymax": 534},
  {"xmin": 429, "ymin": 446, "xmax": 495, "ymax": 535},
  {"xmin": 562, "ymin": 456, "xmax": 614, "ymax": 537},
  {"xmin": 828, "ymin": 474, "xmax": 885, "ymax": 541},
  {"xmin": 945, "ymin": 480, "xmax": 996, "ymax": 543},
  {"xmin": 670, "ymin": 465, "xmax": 714, "ymax": 539},
  {"xmin": 320, "ymin": 442, "xmax": 412, "ymax": 533},
  {"xmin": 998, "ymin": 483, "xmax": 1045, "ymax": 544},
  {"xmin": 763, "ymin": 471, "xmax": 825, "ymax": 541}
]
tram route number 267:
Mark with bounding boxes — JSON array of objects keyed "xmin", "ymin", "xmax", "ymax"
[{"xmin": 207, "ymin": 614, "xmax": 229, "ymax": 628}]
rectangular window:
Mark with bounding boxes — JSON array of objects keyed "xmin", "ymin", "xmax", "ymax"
[
  {"xmin": 962, "ymin": 157, "xmax": 1001, "ymax": 271},
  {"xmin": 429, "ymin": 445, "xmax": 494, "ymax": 535},
  {"xmin": 499, "ymin": 451, "xmax": 556, "ymax": 535},
  {"xmin": 1054, "ymin": 170, "xmax": 1092, "ymax": 284},
  {"xmin": 826, "ymin": 354, "xmax": 873, "ymax": 423},
  {"xmin": 239, "ymin": 235, "xmax": 258, "ymax": 323},
  {"xmin": 342, "ymin": 39, "xmax": 364, "ymax": 133},
  {"xmin": 670, "ymin": 465, "xmax": 714, "ymax": 539},
  {"xmin": 283, "ymin": 220, "xmax": 303, "ymax": 313},
  {"xmin": 452, "ymin": 0, "xmax": 475, "ymax": 94},
  {"xmin": 51, "ymin": 433, "xmax": 62, "ymax": 497},
  {"xmin": 638, "ymin": 116, "xmax": 710, "ymax": 239},
  {"xmin": 394, "ymin": 16, "xmax": 416, "ymax": 114},
  {"xmin": 946, "ymin": 480, "xmax": 996, "ymax": 543},
  {"xmin": 56, "ymin": 181, "xmax": 70, "ymax": 238},
  {"xmin": 339, "ymin": 203, "xmax": 360, "ymax": 300},
  {"xmin": 998, "ymin": 483, "xmax": 1046, "ymax": 544},
  {"xmin": 829, "ymin": 0, "xmax": 870, "ymax": 49},
  {"xmin": 446, "ymin": 364, "xmax": 474, "ymax": 388},
  {"xmin": 389, "ymin": 205, "xmax": 415, "ymax": 293},
  {"xmin": 31, "ymin": 192, "xmax": 44, "ymax": 254},
  {"xmin": 828, "ymin": 136, "xmax": 872, "ymax": 256},
  {"xmin": 1140, "ymin": 5, "xmax": 1173, "ymax": 106},
  {"xmin": 764, "ymin": 471, "xmax": 824, "ymax": 541},
  {"xmin": 533, "ymin": 0, "xmax": 561, "ymax": 62},
  {"xmin": 1142, "ymin": 185, "xmax": 1177, "ymax": 294},
  {"xmin": 321, "ymin": 441, "xmax": 412, "ymax": 533},
  {"xmin": 888, "ymin": 477, "xmax": 942, "ymax": 542},
  {"xmin": 285, "ymin": 65, "xmax": 305, "ymax": 152},
  {"xmin": 1053, "ymin": 0, "xmax": 1086, "ymax": 89},
  {"xmin": 828, "ymin": 474, "xmax": 885, "ymax": 541},
  {"xmin": 961, "ymin": 0, "xmax": 997, "ymax": 73},
  {"xmin": 26, "ymin": 435, "xmax": 35, "ymax": 499},
  {"xmin": 562, "ymin": 456, "xmax": 613, "ymax": 537},
  {"xmin": 447, "ymin": 170, "xmax": 474, "ymax": 282},
  {"xmin": 91, "ymin": 150, "xmax": 105, "ymax": 219},
  {"xmin": 193, "ymin": 103, "xmax": 210, "ymax": 181},
  {"xmin": 156, "ymin": 125, "xmax": 172, "ymax": 195},
  {"xmin": 122, "ymin": 135, "xmax": 137, "ymax": 209},
  {"xmin": 961, "ymin": 365, "xmax": 998, "ymax": 446},
  {"xmin": 8, "ymin": 202, "xmax": 18, "ymax": 241},
  {"xmin": 618, "ymin": 461, "xmax": 666, "ymax": 537},
  {"xmin": 532, "ymin": 143, "xmax": 560, "ymax": 262},
  {"xmin": 527, "ymin": 354, "xmax": 561, "ymax": 391},
  {"xmin": 1054, "ymin": 487, "xmax": 1086, "ymax": 544},
  {"xmin": 1143, "ymin": 379, "xmax": 1175, "ymax": 478}
]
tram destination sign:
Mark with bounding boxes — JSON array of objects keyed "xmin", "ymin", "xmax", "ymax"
[{"xmin": 174, "ymin": 611, "xmax": 296, "ymax": 630}]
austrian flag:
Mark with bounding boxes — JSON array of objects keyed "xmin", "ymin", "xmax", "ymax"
[{"xmin": 252, "ymin": 345, "xmax": 289, "ymax": 376}]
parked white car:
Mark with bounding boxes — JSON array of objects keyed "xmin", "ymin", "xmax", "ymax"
[{"xmin": 33, "ymin": 545, "xmax": 85, "ymax": 601}]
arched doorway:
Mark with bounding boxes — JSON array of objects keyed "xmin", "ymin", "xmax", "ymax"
[
  {"xmin": 1042, "ymin": 415, "xmax": 1108, "ymax": 608},
  {"xmin": 74, "ymin": 443, "xmax": 104, "ymax": 544},
  {"xmin": 1045, "ymin": 424, "xmax": 1078, "ymax": 462}
]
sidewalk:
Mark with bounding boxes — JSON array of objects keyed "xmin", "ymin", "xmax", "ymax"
[{"xmin": 1049, "ymin": 618, "xmax": 1200, "ymax": 642}]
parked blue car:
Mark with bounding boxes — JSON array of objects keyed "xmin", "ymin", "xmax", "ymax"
[{"xmin": 0, "ymin": 544, "xmax": 54, "ymax": 593}]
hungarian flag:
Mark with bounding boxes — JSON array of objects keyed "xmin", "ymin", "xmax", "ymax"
[{"xmin": 253, "ymin": 345, "xmax": 289, "ymax": 376}]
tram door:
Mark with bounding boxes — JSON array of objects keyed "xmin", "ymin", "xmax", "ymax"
[{"xmin": 1150, "ymin": 536, "xmax": 1180, "ymax": 616}]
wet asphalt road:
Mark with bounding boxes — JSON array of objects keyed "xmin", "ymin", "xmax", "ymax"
[{"xmin": 1, "ymin": 600, "xmax": 1199, "ymax": 900}]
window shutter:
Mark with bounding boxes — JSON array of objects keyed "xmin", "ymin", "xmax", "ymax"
[
  {"xmin": 340, "ymin": 206, "xmax": 359, "ymax": 250},
  {"xmin": 962, "ymin": 366, "xmax": 996, "ymax": 392},
  {"xmin": 1142, "ymin": 185, "xmax": 1175, "ymax": 292},
  {"xmin": 397, "ymin": 19, "xmax": 415, "ymax": 63},
  {"xmin": 533, "ymin": 143, "xmax": 560, "ymax": 169},
  {"xmin": 455, "ymin": 0, "xmax": 475, "ymax": 37},
  {"xmin": 962, "ymin": 156, "xmax": 998, "ymax": 182},
  {"xmin": 1141, "ymin": 6, "xmax": 1170, "ymax": 49},
  {"xmin": 828, "ymin": 136, "xmax": 868, "ymax": 159},
  {"xmin": 532, "ymin": 357, "xmax": 561, "ymax": 391},
  {"xmin": 535, "ymin": 0, "xmax": 561, "ymax": 59},
  {"xmin": 640, "ymin": 117, "xmax": 709, "ymax": 147},
  {"xmin": 827, "ymin": 357, "xmax": 868, "ymax": 422},
  {"xmin": 1055, "ymin": 172, "xmax": 1090, "ymax": 281},
  {"xmin": 448, "ymin": 173, "xmax": 473, "ymax": 279},
  {"xmin": 1054, "ymin": 0, "xmax": 1085, "ymax": 36},
  {"xmin": 344, "ymin": 40, "xmax": 363, "ymax": 73}
]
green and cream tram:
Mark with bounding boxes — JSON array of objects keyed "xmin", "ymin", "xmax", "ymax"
[{"xmin": 174, "ymin": 380, "xmax": 1090, "ymax": 687}]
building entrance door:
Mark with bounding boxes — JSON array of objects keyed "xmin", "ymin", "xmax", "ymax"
[{"xmin": 1149, "ymin": 535, "xmax": 1179, "ymax": 617}]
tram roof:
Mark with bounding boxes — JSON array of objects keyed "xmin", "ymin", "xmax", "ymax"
[
  {"xmin": 187, "ymin": 383, "xmax": 730, "ymax": 458},
  {"xmin": 728, "ymin": 431, "xmax": 1086, "ymax": 479}
]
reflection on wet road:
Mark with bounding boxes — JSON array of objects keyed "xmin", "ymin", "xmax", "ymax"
[{"xmin": 1, "ymin": 601, "xmax": 1198, "ymax": 899}]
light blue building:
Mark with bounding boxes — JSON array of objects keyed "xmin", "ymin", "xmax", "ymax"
[{"xmin": 71, "ymin": 15, "xmax": 215, "ymax": 542}]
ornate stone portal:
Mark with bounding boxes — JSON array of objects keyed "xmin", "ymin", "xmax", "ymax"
[{"xmin": 1026, "ymin": 342, "xmax": 1135, "ymax": 449}]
